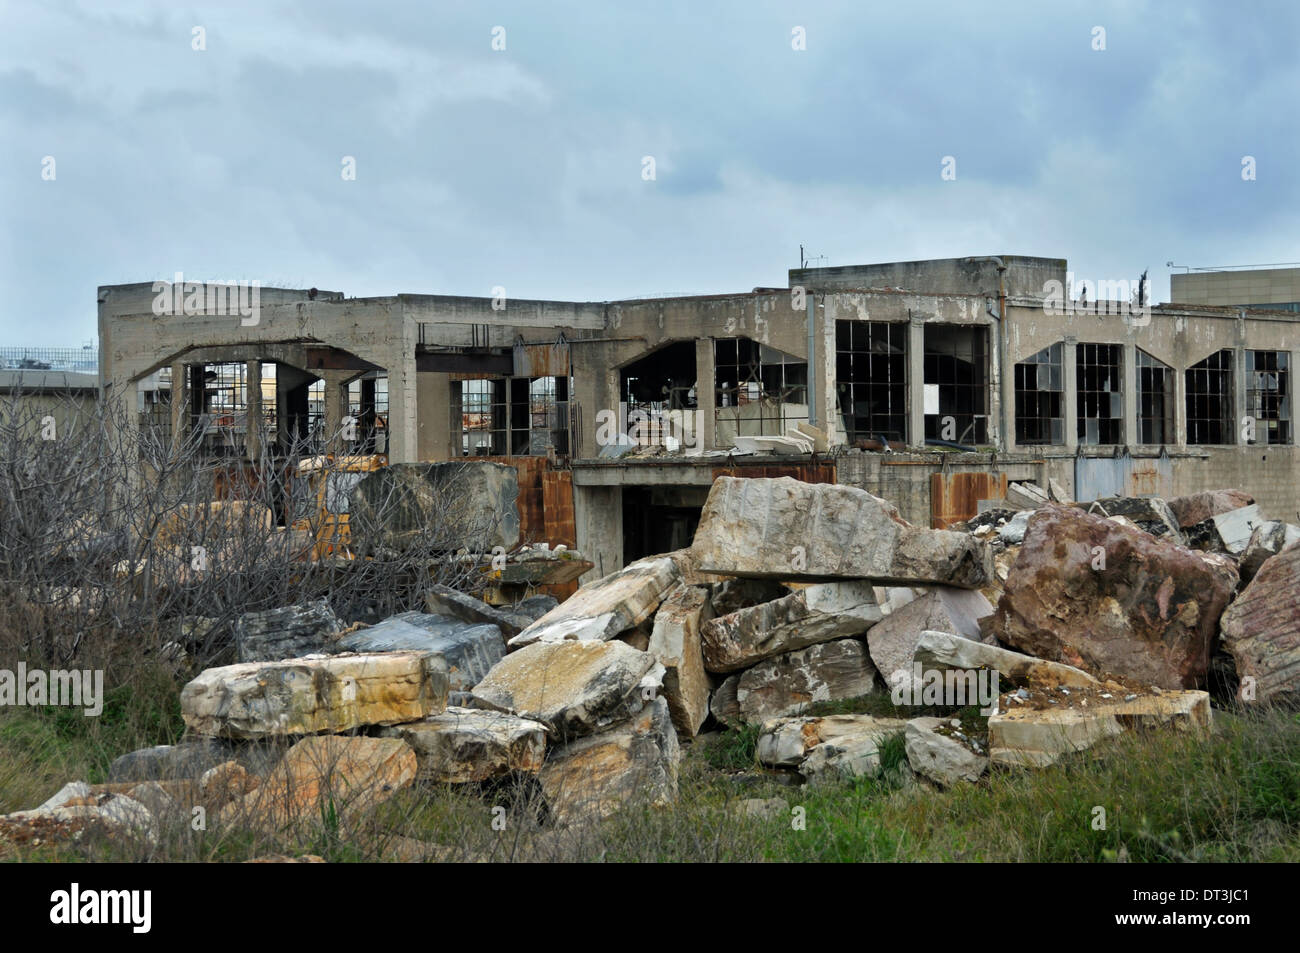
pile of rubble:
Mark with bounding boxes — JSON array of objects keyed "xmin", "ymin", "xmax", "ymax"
[{"xmin": 6, "ymin": 475, "xmax": 1298, "ymax": 851}]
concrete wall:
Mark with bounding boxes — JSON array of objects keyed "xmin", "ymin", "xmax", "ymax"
[
  {"xmin": 1173, "ymin": 268, "xmax": 1300, "ymax": 309},
  {"xmin": 792, "ymin": 255, "xmax": 1066, "ymax": 299}
]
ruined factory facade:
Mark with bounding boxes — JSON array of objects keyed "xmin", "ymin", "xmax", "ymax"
[{"xmin": 98, "ymin": 255, "xmax": 1300, "ymax": 579}]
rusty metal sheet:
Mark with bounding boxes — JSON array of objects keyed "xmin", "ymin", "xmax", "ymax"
[
  {"xmin": 930, "ymin": 471, "xmax": 1007, "ymax": 529},
  {"xmin": 513, "ymin": 341, "xmax": 570, "ymax": 378},
  {"xmin": 709, "ymin": 463, "xmax": 836, "ymax": 483},
  {"xmin": 542, "ymin": 469, "xmax": 577, "ymax": 548}
]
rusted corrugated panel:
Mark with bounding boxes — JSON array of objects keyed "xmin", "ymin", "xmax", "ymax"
[
  {"xmin": 710, "ymin": 463, "xmax": 836, "ymax": 484},
  {"xmin": 930, "ymin": 472, "xmax": 1007, "ymax": 529},
  {"xmin": 542, "ymin": 470, "xmax": 577, "ymax": 548},
  {"xmin": 513, "ymin": 341, "xmax": 570, "ymax": 378}
]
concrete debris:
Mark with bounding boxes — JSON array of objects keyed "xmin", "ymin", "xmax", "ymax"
[
  {"xmin": 757, "ymin": 714, "xmax": 908, "ymax": 784},
  {"xmin": 472, "ymin": 639, "xmax": 663, "ymax": 741},
  {"xmin": 1046, "ymin": 478, "xmax": 1073, "ymax": 504},
  {"xmin": 989, "ymin": 505, "xmax": 1238, "ymax": 689},
  {"xmin": 988, "ymin": 688, "xmax": 1210, "ymax": 767},
  {"xmin": 1005, "ymin": 481, "xmax": 1049, "ymax": 510},
  {"xmin": 998, "ymin": 510, "xmax": 1031, "ymax": 544},
  {"xmin": 423, "ymin": 584, "xmax": 534, "ymax": 638},
  {"xmin": 337, "ymin": 611, "xmax": 505, "ymax": 691},
  {"xmin": 904, "ymin": 717, "xmax": 988, "ymax": 787},
  {"xmin": 734, "ymin": 638, "xmax": 877, "ymax": 724},
  {"xmin": 1168, "ymin": 489, "xmax": 1255, "ymax": 529},
  {"xmin": 866, "ymin": 588, "xmax": 993, "ymax": 694},
  {"xmin": 539, "ymin": 696, "xmax": 679, "ymax": 824},
  {"xmin": 691, "ymin": 477, "xmax": 994, "ymax": 588},
  {"xmin": 180, "ymin": 651, "xmax": 450, "ymax": 738},
  {"xmin": 1079, "ymin": 497, "xmax": 1184, "ymax": 544},
  {"xmin": 233, "ymin": 599, "xmax": 342, "ymax": 663},
  {"xmin": 349, "ymin": 461, "xmax": 520, "ymax": 553},
  {"xmin": 508, "ymin": 553, "xmax": 680, "ymax": 647},
  {"xmin": 700, "ymin": 580, "xmax": 882, "ymax": 673},
  {"xmin": 1239, "ymin": 520, "xmax": 1300, "ymax": 582},
  {"xmin": 380, "ymin": 707, "xmax": 547, "ymax": 783},
  {"xmin": 646, "ymin": 583, "xmax": 712, "ymax": 738},
  {"xmin": 1220, "ymin": 545, "xmax": 1300, "ymax": 704}
]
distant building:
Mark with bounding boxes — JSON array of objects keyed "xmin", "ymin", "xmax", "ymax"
[
  {"xmin": 1172, "ymin": 265, "xmax": 1300, "ymax": 313},
  {"xmin": 0, "ymin": 369, "xmax": 99, "ymax": 436}
]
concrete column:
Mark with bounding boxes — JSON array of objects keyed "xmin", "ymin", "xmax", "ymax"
[
  {"xmin": 385, "ymin": 331, "xmax": 419, "ymax": 463},
  {"xmin": 1235, "ymin": 339, "xmax": 1249, "ymax": 447},
  {"xmin": 1123, "ymin": 341, "xmax": 1138, "ymax": 449},
  {"xmin": 694, "ymin": 337, "xmax": 715, "ymax": 451},
  {"xmin": 417, "ymin": 371, "xmax": 454, "ymax": 460},
  {"xmin": 320, "ymin": 369, "xmax": 348, "ymax": 450},
  {"xmin": 245, "ymin": 360, "xmax": 261, "ymax": 462},
  {"xmin": 1063, "ymin": 335, "xmax": 1078, "ymax": 451},
  {"xmin": 907, "ymin": 314, "xmax": 925, "ymax": 448},
  {"xmin": 169, "ymin": 360, "xmax": 188, "ymax": 445},
  {"xmin": 1174, "ymin": 358, "xmax": 1188, "ymax": 449}
]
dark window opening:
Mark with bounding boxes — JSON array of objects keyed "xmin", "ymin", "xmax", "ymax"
[
  {"xmin": 836, "ymin": 319, "xmax": 906, "ymax": 444},
  {"xmin": 1136, "ymin": 349, "xmax": 1173, "ymax": 445},
  {"xmin": 1014, "ymin": 343, "xmax": 1064, "ymax": 445},
  {"xmin": 923, "ymin": 325, "xmax": 988, "ymax": 445},
  {"xmin": 1247, "ymin": 349, "xmax": 1290, "ymax": 445},
  {"xmin": 714, "ymin": 337, "xmax": 807, "ymax": 439},
  {"xmin": 1186, "ymin": 349, "xmax": 1235, "ymax": 445},
  {"xmin": 1077, "ymin": 343, "xmax": 1123, "ymax": 445}
]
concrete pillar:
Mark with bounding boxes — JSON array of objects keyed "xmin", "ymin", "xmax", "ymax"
[
  {"xmin": 169, "ymin": 360, "xmax": 188, "ymax": 445},
  {"xmin": 385, "ymin": 330, "xmax": 419, "ymax": 463},
  {"xmin": 1174, "ymin": 358, "xmax": 1188, "ymax": 449},
  {"xmin": 907, "ymin": 314, "xmax": 925, "ymax": 448},
  {"xmin": 574, "ymin": 484, "xmax": 623, "ymax": 581},
  {"xmin": 1235, "ymin": 321, "xmax": 1249, "ymax": 446},
  {"xmin": 1063, "ymin": 335, "xmax": 1079, "ymax": 451},
  {"xmin": 320, "ymin": 369, "xmax": 348, "ymax": 450},
  {"xmin": 1123, "ymin": 341, "xmax": 1137, "ymax": 449},
  {"xmin": 694, "ymin": 337, "xmax": 716, "ymax": 451},
  {"xmin": 245, "ymin": 360, "xmax": 261, "ymax": 462},
  {"xmin": 417, "ymin": 371, "xmax": 454, "ymax": 460}
]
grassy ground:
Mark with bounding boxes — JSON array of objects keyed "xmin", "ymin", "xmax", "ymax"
[{"xmin": 2, "ymin": 678, "xmax": 1297, "ymax": 862}]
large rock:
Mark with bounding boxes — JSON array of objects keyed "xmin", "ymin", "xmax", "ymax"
[
  {"xmin": 508, "ymin": 554, "xmax": 680, "ymax": 648},
  {"xmin": 0, "ymin": 790, "xmax": 156, "ymax": 852},
  {"xmin": 710, "ymin": 673, "xmax": 741, "ymax": 726},
  {"xmin": 1220, "ymin": 545, "xmax": 1300, "ymax": 703},
  {"xmin": 757, "ymin": 714, "xmax": 908, "ymax": 783},
  {"xmin": 349, "ymin": 461, "xmax": 520, "ymax": 553},
  {"xmin": 646, "ymin": 583, "xmax": 712, "ymax": 738},
  {"xmin": 181, "ymin": 652, "xmax": 449, "ymax": 738},
  {"xmin": 905, "ymin": 717, "xmax": 987, "ymax": 787},
  {"xmin": 1240, "ymin": 521, "xmax": 1300, "ymax": 582},
  {"xmin": 913, "ymin": 630, "xmax": 1099, "ymax": 690},
  {"xmin": 233, "ymin": 599, "xmax": 341, "ymax": 663},
  {"xmin": 989, "ymin": 505, "xmax": 1238, "ymax": 689},
  {"xmin": 735, "ymin": 639, "xmax": 877, "ymax": 723},
  {"xmin": 539, "ymin": 696, "xmax": 679, "ymax": 824},
  {"xmin": 338, "ymin": 611, "xmax": 505, "ymax": 691},
  {"xmin": 424, "ymin": 585, "xmax": 532, "ymax": 638},
  {"xmin": 691, "ymin": 477, "xmax": 993, "ymax": 588},
  {"xmin": 108, "ymin": 740, "xmax": 233, "ymax": 782},
  {"xmin": 866, "ymin": 587, "xmax": 993, "ymax": 695},
  {"xmin": 219, "ymin": 736, "xmax": 417, "ymax": 829},
  {"xmin": 710, "ymin": 578, "xmax": 788, "ymax": 616},
  {"xmin": 701, "ymin": 580, "xmax": 882, "ymax": 673},
  {"xmin": 471, "ymin": 639, "xmax": 662, "ymax": 741},
  {"xmin": 989, "ymin": 689, "xmax": 1210, "ymax": 767},
  {"xmin": 1168, "ymin": 489, "xmax": 1255, "ymax": 528},
  {"xmin": 380, "ymin": 708, "xmax": 547, "ymax": 783}
]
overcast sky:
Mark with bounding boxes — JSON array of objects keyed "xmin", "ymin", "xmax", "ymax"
[{"xmin": 2, "ymin": 0, "xmax": 1297, "ymax": 347}]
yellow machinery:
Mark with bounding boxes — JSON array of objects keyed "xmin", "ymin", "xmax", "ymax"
[{"xmin": 290, "ymin": 454, "xmax": 387, "ymax": 559}]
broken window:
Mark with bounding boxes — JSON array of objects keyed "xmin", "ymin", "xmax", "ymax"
[
  {"xmin": 924, "ymin": 325, "xmax": 988, "ymax": 445},
  {"xmin": 1185, "ymin": 349, "xmax": 1234, "ymax": 445},
  {"xmin": 1136, "ymin": 349, "xmax": 1173, "ymax": 445},
  {"xmin": 713, "ymin": 338, "xmax": 807, "ymax": 439},
  {"xmin": 1014, "ymin": 343, "xmax": 1064, "ymax": 445},
  {"xmin": 192, "ymin": 362, "xmax": 250, "ymax": 456},
  {"xmin": 457, "ymin": 375, "xmax": 570, "ymax": 456},
  {"xmin": 836, "ymin": 320, "xmax": 906, "ymax": 445},
  {"xmin": 1246, "ymin": 349, "xmax": 1290, "ymax": 445},
  {"xmin": 1076, "ymin": 343, "xmax": 1123, "ymax": 445},
  {"xmin": 346, "ymin": 375, "xmax": 386, "ymax": 454}
]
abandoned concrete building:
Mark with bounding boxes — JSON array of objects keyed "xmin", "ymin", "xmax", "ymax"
[{"xmin": 97, "ymin": 255, "xmax": 1300, "ymax": 580}]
